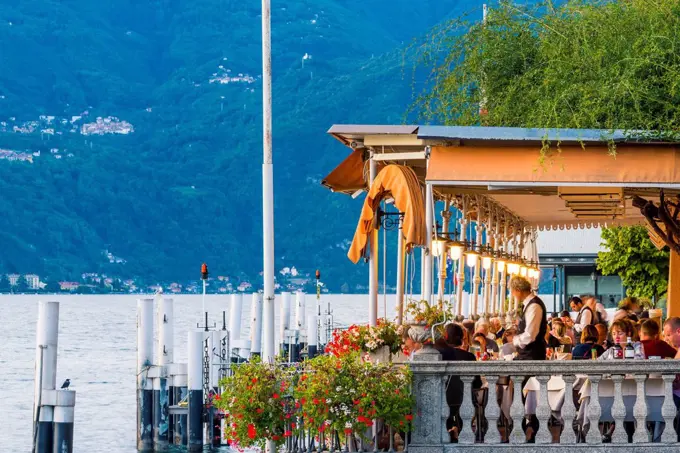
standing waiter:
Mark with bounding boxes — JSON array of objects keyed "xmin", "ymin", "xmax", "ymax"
[{"xmin": 510, "ymin": 275, "xmax": 548, "ymax": 442}]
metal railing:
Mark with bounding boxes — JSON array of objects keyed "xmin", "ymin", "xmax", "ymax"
[{"xmin": 409, "ymin": 359, "xmax": 680, "ymax": 452}]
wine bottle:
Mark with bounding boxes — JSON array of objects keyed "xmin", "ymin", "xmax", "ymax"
[
  {"xmin": 613, "ymin": 343, "xmax": 624, "ymax": 359},
  {"xmin": 624, "ymin": 337, "xmax": 635, "ymax": 359}
]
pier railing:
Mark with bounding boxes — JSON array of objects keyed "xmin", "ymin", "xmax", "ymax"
[{"xmin": 409, "ymin": 358, "xmax": 680, "ymax": 452}]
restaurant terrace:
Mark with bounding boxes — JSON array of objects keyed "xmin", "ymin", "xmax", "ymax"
[{"xmin": 320, "ymin": 124, "xmax": 680, "ymax": 451}]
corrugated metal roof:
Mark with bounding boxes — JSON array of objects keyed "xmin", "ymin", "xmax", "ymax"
[
  {"xmin": 418, "ymin": 125, "xmax": 645, "ymax": 143},
  {"xmin": 327, "ymin": 125, "xmax": 418, "ymax": 135},
  {"xmin": 328, "ymin": 124, "xmax": 680, "ymax": 144}
]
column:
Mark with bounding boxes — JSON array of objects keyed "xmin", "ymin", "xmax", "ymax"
[
  {"xmin": 369, "ymin": 156, "xmax": 378, "ymax": 326},
  {"xmin": 396, "ymin": 230, "xmax": 405, "ymax": 325},
  {"xmin": 423, "ymin": 183, "xmax": 434, "ymax": 304}
]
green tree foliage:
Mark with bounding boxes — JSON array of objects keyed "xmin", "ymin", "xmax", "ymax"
[
  {"xmin": 413, "ymin": 0, "xmax": 680, "ymax": 295},
  {"xmin": 597, "ymin": 226, "xmax": 669, "ymax": 299},
  {"xmin": 414, "ymin": 0, "xmax": 680, "ymax": 134}
]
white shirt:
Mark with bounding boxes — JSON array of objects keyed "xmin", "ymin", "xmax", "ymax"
[
  {"xmin": 574, "ymin": 306, "xmax": 592, "ymax": 334},
  {"xmin": 513, "ymin": 294, "xmax": 542, "ymax": 349}
]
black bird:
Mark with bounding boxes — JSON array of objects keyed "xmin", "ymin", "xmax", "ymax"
[{"xmin": 60, "ymin": 379, "xmax": 70, "ymax": 389}]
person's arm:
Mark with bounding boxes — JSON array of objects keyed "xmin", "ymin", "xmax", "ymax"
[
  {"xmin": 574, "ymin": 309, "xmax": 591, "ymax": 333},
  {"xmin": 513, "ymin": 303, "xmax": 540, "ymax": 349}
]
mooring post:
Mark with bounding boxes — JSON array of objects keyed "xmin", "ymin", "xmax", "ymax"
[
  {"xmin": 153, "ymin": 297, "xmax": 173, "ymax": 451},
  {"xmin": 187, "ymin": 330, "xmax": 204, "ymax": 452},
  {"xmin": 169, "ymin": 366, "xmax": 188, "ymax": 446},
  {"xmin": 137, "ymin": 298, "xmax": 154, "ymax": 451},
  {"xmin": 250, "ymin": 292, "xmax": 263, "ymax": 357},
  {"xmin": 228, "ymin": 294, "xmax": 243, "ymax": 346},
  {"xmin": 279, "ymin": 292, "xmax": 291, "ymax": 355},
  {"xmin": 307, "ymin": 314, "xmax": 318, "ymax": 358},
  {"xmin": 33, "ymin": 301, "xmax": 59, "ymax": 453},
  {"xmin": 52, "ymin": 389, "xmax": 76, "ymax": 453}
]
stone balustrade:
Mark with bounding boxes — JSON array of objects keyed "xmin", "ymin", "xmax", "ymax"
[{"xmin": 409, "ymin": 357, "xmax": 680, "ymax": 452}]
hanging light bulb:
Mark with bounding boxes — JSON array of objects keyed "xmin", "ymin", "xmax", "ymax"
[
  {"xmin": 519, "ymin": 262, "xmax": 528, "ymax": 278},
  {"xmin": 448, "ymin": 241, "xmax": 465, "ymax": 261},
  {"xmin": 465, "ymin": 249, "xmax": 480, "ymax": 268},
  {"xmin": 507, "ymin": 259, "xmax": 520, "ymax": 275},
  {"xmin": 481, "ymin": 255, "xmax": 493, "ymax": 270},
  {"xmin": 495, "ymin": 256, "xmax": 506, "ymax": 272},
  {"xmin": 431, "ymin": 236, "xmax": 448, "ymax": 258}
]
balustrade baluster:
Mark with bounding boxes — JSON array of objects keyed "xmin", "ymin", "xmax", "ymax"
[
  {"xmin": 562, "ymin": 375, "xmax": 576, "ymax": 444},
  {"xmin": 610, "ymin": 375, "xmax": 627, "ymax": 444},
  {"xmin": 510, "ymin": 375, "xmax": 526, "ymax": 444},
  {"xmin": 632, "ymin": 374, "xmax": 648, "ymax": 443},
  {"xmin": 535, "ymin": 375, "xmax": 552, "ymax": 443},
  {"xmin": 441, "ymin": 375, "xmax": 449, "ymax": 444},
  {"xmin": 661, "ymin": 374, "xmax": 677, "ymax": 444},
  {"xmin": 585, "ymin": 374, "xmax": 602, "ymax": 444},
  {"xmin": 458, "ymin": 375, "xmax": 476, "ymax": 444},
  {"xmin": 485, "ymin": 375, "xmax": 501, "ymax": 444}
]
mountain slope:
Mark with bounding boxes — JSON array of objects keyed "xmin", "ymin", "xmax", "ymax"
[{"xmin": 0, "ymin": 0, "xmax": 485, "ymax": 289}]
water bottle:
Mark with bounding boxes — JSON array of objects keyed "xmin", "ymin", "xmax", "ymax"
[{"xmin": 634, "ymin": 341, "xmax": 645, "ymax": 360}]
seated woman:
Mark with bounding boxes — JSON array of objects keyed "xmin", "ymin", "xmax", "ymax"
[
  {"xmin": 442, "ymin": 323, "xmax": 480, "ymax": 442},
  {"xmin": 546, "ymin": 318, "xmax": 573, "ymax": 353},
  {"xmin": 571, "ymin": 325, "xmax": 605, "ymax": 359},
  {"xmin": 598, "ymin": 319, "xmax": 638, "ymax": 443}
]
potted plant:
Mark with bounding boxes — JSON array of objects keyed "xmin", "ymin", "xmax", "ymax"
[
  {"xmin": 325, "ymin": 319, "xmax": 403, "ymax": 362},
  {"xmin": 215, "ymin": 357, "xmax": 294, "ymax": 449},
  {"xmin": 403, "ymin": 299, "xmax": 452, "ymax": 354}
]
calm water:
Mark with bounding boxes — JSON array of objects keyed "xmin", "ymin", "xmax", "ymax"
[{"xmin": 0, "ymin": 294, "xmax": 399, "ymax": 452}]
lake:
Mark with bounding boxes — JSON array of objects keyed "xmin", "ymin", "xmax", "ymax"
[{"xmin": 0, "ymin": 293, "xmax": 400, "ymax": 452}]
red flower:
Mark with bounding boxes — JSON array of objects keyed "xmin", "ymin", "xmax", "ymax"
[
  {"xmin": 313, "ymin": 398, "xmax": 320, "ymax": 405},
  {"xmin": 357, "ymin": 415, "xmax": 366, "ymax": 423},
  {"xmin": 344, "ymin": 428, "xmax": 353, "ymax": 435},
  {"xmin": 273, "ymin": 393, "xmax": 279, "ymax": 399},
  {"xmin": 256, "ymin": 408, "xmax": 263, "ymax": 414},
  {"xmin": 405, "ymin": 414, "xmax": 414, "ymax": 421},
  {"xmin": 295, "ymin": 402, "xmax": 301, "ymax": 409},
  {"xmin": 284, "ymin": 430, "xmax": 292, "ymax": 438},
  {"xmin": 291, "ymin": 423, "xmax": 296, "ymax": 429},
  {"xmin": 301, "ymin": 375, "xmax": 308, "ymax": 381},
  {"xmin": 247, "ymin": 424, "xmax": 257, "ymax": 440},
  {"xmin": 252, "ymin": 378, "xmax": 258, "ymax": 384},
  {"xmin": 272, "ymin": 435, "xmax": 280, "ymax": 441},
  {"xmin": 353, "ymin": 400, "xmax": 360, "ymax": 405}
]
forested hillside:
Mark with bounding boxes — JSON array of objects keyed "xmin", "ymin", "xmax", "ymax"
[{"xmin": 0, "ymin": 0, "xmax": 484, "ymax": 290}]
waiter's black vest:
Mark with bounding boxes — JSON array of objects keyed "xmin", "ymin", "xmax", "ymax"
[
  {"xmin": 574, "ymin": 306, "xmax": 595, "ymax": 345},
  {"xmin": 575, "ymin": 306, "xmax": 595, "ymax": 326},
  {"xmin": 516, "ymin": 296, "xmax": 548, "ymax": 360}
]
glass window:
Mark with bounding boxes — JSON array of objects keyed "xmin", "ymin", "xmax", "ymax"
[
  {"xmin": 598, "ymin": 275, "xmax": 623, "ymax": 308},
  {"xmin": 566, "ymin": 275, "xmax": 595, "ymax": 298}
]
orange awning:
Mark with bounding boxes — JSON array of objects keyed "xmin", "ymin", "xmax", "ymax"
[
  {"xmin": 347, "ymin": 165, "xmax": 425, "ymax": 263},
  {"xmin": 426, "ymin": 144, "xmax": 680, "ymax": 185}
]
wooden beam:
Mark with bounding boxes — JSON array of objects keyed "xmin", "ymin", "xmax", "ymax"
[{"xmin": 668, "ymin": 252, "xmax": 680, "ymax": 318}]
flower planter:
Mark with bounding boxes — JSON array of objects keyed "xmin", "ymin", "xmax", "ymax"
[
  {"xmin": 407, "ymin": 323, "xmax": 442, "ymax": 344},
  {"xmin": 367, "ymin": 345, "xmax": 392, "ymax": 363}
]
